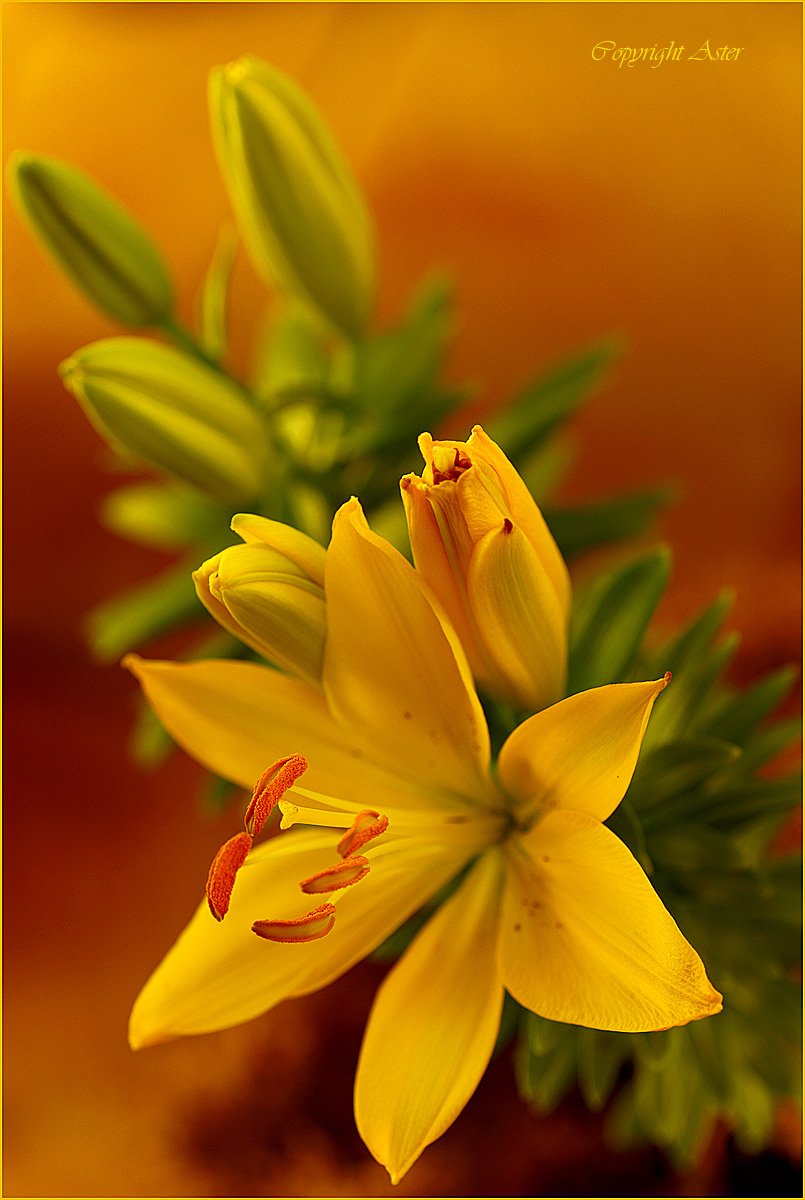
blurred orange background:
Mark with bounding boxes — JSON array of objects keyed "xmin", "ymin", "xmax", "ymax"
[{"xmin": 3, "ymin": 4, "xmax": 801, "ymax": 1197}]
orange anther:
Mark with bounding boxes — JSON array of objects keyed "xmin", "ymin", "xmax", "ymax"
[
  {"xmin": 252, "ymin": 903, "xmax": 336, "ymax": 943},
  {"xmin": 299, "ymin": 855, "xmax": 370, "ymax": 894},
  {"xmin": 206, "ymin": 831, "xmax": 253, "ymax": 922},
  {"xmin": 244, "ymin": 754, "xmax": 308, "ymax": 836},
  {"xmin": 336, "ymin": 809, "xmax": 389, "ymax": 858}
]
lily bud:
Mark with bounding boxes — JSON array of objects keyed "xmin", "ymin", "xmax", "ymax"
[
  {"xmin": 401, "ymin": 426, "xmax": 571, "ymax": 713},
  {"xmin": 194, "ymin": 517, "xmax": 326, "ymax": 684},
  {"xmin": 59, "ymin": 338, "xmax": 268, "ymax": 501},
  {"xmin": 209, "ymin": 56, "xmax": 374, "ymax": 341},
  {"xmin": 8, "ymin": 152, "xmax": 173, "ymax": 327}
]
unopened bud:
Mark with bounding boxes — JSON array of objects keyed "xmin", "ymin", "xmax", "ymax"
[
  {"xmin": 59, "ymin": 338, "xmax": 269, "ymax": 501},
  {"xmin": 8, "ymin": 152, "xmax": 173, "ymax": 327},
  {"xmin": 194, "ymin": 517, "xmax": 326, "ymax": 683},
  {"xmin": 401, "ymin": 426, "xmax": 570, "ymax": 713},
  {"xmin": 209, "ymin": 56, "xmax": 375, "ymax": 340}
]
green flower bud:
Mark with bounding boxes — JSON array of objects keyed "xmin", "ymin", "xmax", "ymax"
[
  {"xmin": 194, "ymin": 516, "xmax": 326, "ymax": 684},
  {"xmin": 209, "ymin": 56, "xmax": 375, "ymax": 341},
  {"xmin": 7, "ymin": 152, "xmax": 173, "ymax": 327},
  {"xmin": 60, "ymin": 338, "xmax": 268, "ymax": 501}
]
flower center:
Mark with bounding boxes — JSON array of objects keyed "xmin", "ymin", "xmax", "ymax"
[{"xmin": 430, "ymin": 445, "xmax": 472, "ymax": 485}]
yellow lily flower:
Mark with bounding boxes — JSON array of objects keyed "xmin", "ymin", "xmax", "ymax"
[
  {"xmin": 401, "ymin": 425, "xmax": 570, "ymax": 712},
  {"xmin": 126, "ymin": 498, "xmax": 721, "ymax": 1183}
]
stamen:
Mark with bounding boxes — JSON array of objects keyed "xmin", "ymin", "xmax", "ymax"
[
  {"xmin": 252, "ymin": 903, "xmax": 336, "ymax": 943},
  {"xmin": 244, "ymin": 754, "xmax": 307, "ymax": 836},
  {"xmin": 337, "ymin": 810, "xmax": 390, "ymax": 857},
  {"xmin": 299, "ymin": 855, "xmax": 370, "ymax": 894},
  {"xmin": 206, "ymin": 831, "xmax": 253, "ymax": 922}
]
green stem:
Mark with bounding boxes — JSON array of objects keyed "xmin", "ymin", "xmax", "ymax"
[{"xmin": 158, "ymin": 315, "xmax": 220, "ymax": 371}]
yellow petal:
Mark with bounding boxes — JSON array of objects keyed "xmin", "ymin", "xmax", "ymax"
[
  {"xmin": 498, "ymin": 678, "xmax": 668, "ymax": 823},
  {"xmin": 194, "ymin": 541, "xmax": 326, "ymax": 684},
  {"xmin": 468, "ymin": 427, "xmax": 570, "ymax": 614},
  {"xmin": 125, "ymin": 656, "xmax": 469, "ymax": 814},
  {"xmin": 129, "ymin": 829, "xmax": 468, "ymax": 1047},
  {"xmin": 467, "ymin": 520, "xmax": 567, "ymax": 711},
  {"xmin": 323, "ymin": 499, "xmax": 491, "ymax": 802},
  {"xmin": 355, "ymin": 850, "xmax": 505, "ymax": 1183},
  {"xmin": 499, "ymin": 810, "xmax": 723, "ymax": 1032},
  {"xmin": 230, "ymin": 513, "xmax": 326, "ymax": 585},
  {"xmin": 400, "ymin": 476, "xmax": 489, "ymax": 676}
]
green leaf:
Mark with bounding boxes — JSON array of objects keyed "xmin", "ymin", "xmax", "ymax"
[
  {"xmin": 606, "ymin": 797, "xmax": 653, "ymax": 874},
  {"xmin": 485, "ymin": 337, "xmax": 621, "ymax": 462},
  {"xmin": 633, "ymin": 1030, "xmax": 675, "ymax": 1071},
  {"xmin": 727, "ymin": 1069, "xmax": 777, "ymax": 1154},
  {"xmin": 251, "ymin": 299, "xmax": 331, "ymax": 406},
  {"xmin": 198, "ymin": 225, "xmax": 237, "ymax": 363},
  {"xmin": 686, "ymin": 1018, "xmax": 731, "ymax": 1105},
  {"xmin": 567, "ymin": 548, "xmax": 671, "ymax": 693},
  {"xmin": 629, "ymin": 736, "xmax": 741, "ymax": 811},
  {"xmin": 640, "ymin": 633, "xmax": 740, "ymax": 751},
  {"xmin": 639, "ymin": 591, "xmax": 733, "ymax": 679},
  {"xmin": 201, "ymin": 772, "xmax": 244, "ymax": 814},
  {"xmin": 695, "ymin": 774, "xmax": 802, "ymax": 831},
  {"xmin": 515, "ymin": 435, "xmax": 575, "ymax": 505},
  {"xmin": 352, "ymin": 275, "xmax": 453, "ymax": 416},
  {"xmin": 524, "ymin": 1012, "xmax": 567, "ymax": 1057},
  {"xmin": 718, "ymin": 717, "xmax": 801, "ymax": 780},
  {"xmin": 129, "ymin": 697, "xmax": 174, "ymax": 768},
  {"xmin": 647, "ymin": 825, "xmax": 741, "ymax": 875},
  {"xmin": 85, "ymin": 560, "xmax": 202, "ymax": 662},
  {"xmin": 100, "ymin": 480, "xmax": 231, "ymax": 551},
  {"xmin": 706, "ymin": 664, "xmax": 798, "ymax": 743},
  {"xmin": 517, "ymin": 1021, "xmax": 577, "ymax": 1113},
  {"xmin": 545, "ymin": 487, "xmax": 670, "ymax": 558},
  {"xmin": 493, "ymin": 994, "xmax": 522, "ymax": 1057},
  {"xmin": 577, "ymin": 1029, "xmax": 628, "ymax": 1111}
]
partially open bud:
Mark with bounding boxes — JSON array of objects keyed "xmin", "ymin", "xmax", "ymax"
[
  {"xmin": 194, "ymin": 517, "xmax": 326, "ymax": 684},
  {"xmin": 59, "ymin": 338, "xmax": 268, "ymax": 501},
  {"xmin": 8, "ymin": 152, "xmax": 173, "ymax": 327},
  {"xmin": 401, "ymin": 426, "xmax": 571, "ymax": 713},
  {"xmin": 209, "ymin": 56, "xmax": 374, "ymax": 341}
]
